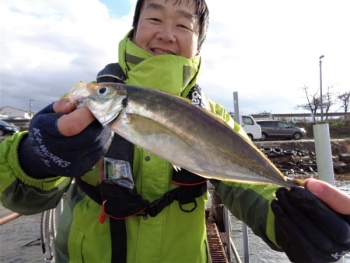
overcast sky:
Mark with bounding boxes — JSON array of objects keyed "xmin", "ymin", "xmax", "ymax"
[{"xmin": 1, "ymin": 0, "xmax": 350, "ymax": 116}]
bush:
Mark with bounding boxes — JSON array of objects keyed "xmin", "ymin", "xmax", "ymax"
[{"xmin": 294, "ymin": 119, "xmax": 350, "ymax": 139}]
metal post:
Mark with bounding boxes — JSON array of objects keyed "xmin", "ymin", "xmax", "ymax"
[
  {"xmin": 319, "ymin": 55, "xmax": 324, "ymax": 121},
  {"xmin": 313, "ymin": 123, "xmax": 334, "ymax": 184},
  {"xmin": 233, "ymin": 92, "xmax": 250, "ymax": 263},
  {"xmin": 313, "ymin": 124, "xmax": 343, "ymax": 263},
  {"xmin": 241, "ymin": 224, "xmax": 249, "ymax": 263},
  {"xmin": 224, "ymin": 208, "xmax": 232, "ymax": 262},
  {"xmin": 233, "ymin": 92, "xmax": 240, "ymax": 124}
]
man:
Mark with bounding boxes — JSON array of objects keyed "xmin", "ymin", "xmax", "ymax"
[{"xmin": 0, "ymin": 0, "xmax": 349, "ymax": 262}]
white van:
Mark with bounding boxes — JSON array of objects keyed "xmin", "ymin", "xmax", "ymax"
[{"xmin": 234, "ymin": 115, "xmax": 262, "ymax": 141}]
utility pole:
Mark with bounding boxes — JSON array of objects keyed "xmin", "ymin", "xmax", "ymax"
[
  {"xmin": 233, "ymin": 91, "xmax": 250, "ymax": 263},
  {"xmin": 319, "ymin": 55, "xmax": 324, "ymax": 121},
  {"xmin": 29, "ymin": 99, "xmax": 34, "ymax": 119}
]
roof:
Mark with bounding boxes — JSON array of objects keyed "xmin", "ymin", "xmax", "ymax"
[{"xmin": 0, "ymin": 106, "xmax": 29, "ymax": 112}]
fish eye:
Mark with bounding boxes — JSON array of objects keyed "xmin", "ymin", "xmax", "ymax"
[{"xmin": 97, "ymin": 86, "xmax": 109, "ymax": 96}]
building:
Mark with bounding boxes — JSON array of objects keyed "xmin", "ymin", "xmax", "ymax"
[{"xmin": 0, "ymin": 106, "xmax": 35, "ymax": 119}]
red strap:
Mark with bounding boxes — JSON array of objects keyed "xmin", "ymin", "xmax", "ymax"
[{"xmin": 99, "ymin": 200, "xmax": 107, "ymax": 224}]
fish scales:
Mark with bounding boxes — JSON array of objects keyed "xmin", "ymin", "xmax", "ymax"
[{"xmin": 72, "ymin": 82, "xmax": 300, "ymax": 188}]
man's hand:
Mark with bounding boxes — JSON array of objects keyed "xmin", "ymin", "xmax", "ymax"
[
  {"xmin": 306, "ymin": 178, "xmax": 350, "ymax": 214},
  {"xmin": 271, "ymin": 179, "xmax": 350, "ymax": 263},
  {"xmin": 18, "ymin": 98, "xmax": 113, "ymax": 178}
]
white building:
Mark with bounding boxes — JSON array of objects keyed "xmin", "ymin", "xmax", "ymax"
[{"xmin": 0, "ymin": 106, "xmax": 34, "ymax": 119}]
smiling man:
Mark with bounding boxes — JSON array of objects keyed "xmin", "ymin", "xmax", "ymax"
[
  {"xmin": 132, "ymin": 0, "xmax": 200, "ymax": 57},
  {"xmin": 1, "ymin": 1, "xmax": 350, "ymax": 263}
]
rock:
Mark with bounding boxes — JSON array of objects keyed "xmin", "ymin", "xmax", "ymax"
[
  {"xmin": 339, "ymin": 153, "xmax": 350, "ymax": 162},
  {"xmin": 300, "ymin": 156, "xmax": 311, "ymax": 163},
  {"xmin": 269, "ymin": 155, "xmax": 290, "ymax": 164},
  {"xmin": 334, "ymin": 163, "xmax": 348, "ymax": 174},
  {"xmin": 290, "ymin": 155, "xmax": 301, "ymax": 164},
  {"xmin": 300, "ymin": 163, "xmax": 318, "ymax": 170},
  {"xmin": 346, "ymin": 163, "xmax": 350, "ymax": 172},
  {"xmin": 332, "ymin": 155, "xmax": 340, "ymax": 162}
]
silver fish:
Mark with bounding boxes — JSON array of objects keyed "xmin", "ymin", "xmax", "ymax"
[{"xmin": 72, "ymin": 82, "xmax": 303, "ymax": 188}]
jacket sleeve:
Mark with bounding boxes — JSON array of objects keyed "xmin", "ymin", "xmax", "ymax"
[
  {"xmin": 211, "ymin": 180, "xmax": 282, "ymax": 251},
  {"xmin": 208, "ymin": 99, "xmax": 282, "ymax": 251},
  {"xmin": 0, "ymin": 132, "xmax": 71, "ymax": 215}
]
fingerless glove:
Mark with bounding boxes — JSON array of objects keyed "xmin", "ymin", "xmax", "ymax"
[
  {"xmin": 272, "ymin": 186, "xmax": 350, "ymax": 263},
  {"xmin": 19, "ymin": 103, "xmax": 112, "ymax": 178}
]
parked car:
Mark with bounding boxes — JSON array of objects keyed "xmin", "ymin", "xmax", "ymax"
[
  {"xmin": 256, "ymin": 120, "xmax": 307, "ymax": 140},
  {"xmin": 234, "ymin": 115, "xmax": 262, "ymax": 141},
  {"xmin": 1, "ymin": 116, "xmax": 27, "ymax": 120},
  {"xmin": 0, "ymin": 120, "xmax": 20, "ymax": 136}
]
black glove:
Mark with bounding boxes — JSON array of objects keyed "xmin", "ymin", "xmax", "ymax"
[
  {"xmin": 19, "ymin": 103, "xmax": 112, "ymax": 178},
  {"xmin": 271, "ymin": 186, "xmax": 350, "ymax": 263}
]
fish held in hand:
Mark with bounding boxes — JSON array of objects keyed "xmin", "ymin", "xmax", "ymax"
[{"xmin": 71, "ymin": 82, "xmax": 303, "ymax": 188}]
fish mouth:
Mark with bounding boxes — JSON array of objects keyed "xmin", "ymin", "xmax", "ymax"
[
  {"xmin": 75, "ymin": 87, "xmax": 127, "ymax": 127},
  {"xmin": 76, "ymin": 97, "xmax": 90, "ymax": 110}
]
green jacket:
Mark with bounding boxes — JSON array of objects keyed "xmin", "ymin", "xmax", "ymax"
[{"xmin": 0, "ymin": 34, "xmax": 282, "ymax": 263}]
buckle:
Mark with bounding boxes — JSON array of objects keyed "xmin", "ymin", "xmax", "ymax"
[
  {"xmin": 178, "ymin": 199, "xmax": 197, "ymax": 213},
  {"xmin": 146, "ymin": 192, "xmax": 173, "ymax": 217}
]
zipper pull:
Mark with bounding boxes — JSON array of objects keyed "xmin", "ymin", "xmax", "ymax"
[{"xmin": 99, "ymin": 200, "xmax": 107, "ymax": 224}]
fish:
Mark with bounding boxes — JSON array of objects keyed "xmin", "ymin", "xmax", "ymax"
[{"xmin": 69, "ymin": 82, "xmax": 304, "ymax": 188}]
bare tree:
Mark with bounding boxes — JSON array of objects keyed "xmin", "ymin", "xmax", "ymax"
[
  {"xmin": 252, "ymin": 111, "xmax": 272, "ymax": 119},
  {"xmin": 295, "ymin": 85, "xmax": 320, "ymax": 121},
  {"xmin": 322, "ymin": 85, "xmax": 337, "ymax": 120},
  {"xmin": 337, "ymin": 91, "xmax": 350, "ymax": 118}
]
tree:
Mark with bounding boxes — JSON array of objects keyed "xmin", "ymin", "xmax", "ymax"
[
  {"xmin": 337, "ymin": 91, "xmax": 350, "ymax": 118},
  {"xmin": 295, "ymin": 85, "xmax": 320, "ymax": 121},
  {"xmin": 322, "ymin": 85, "xmax": 337, "ymax": 120}
]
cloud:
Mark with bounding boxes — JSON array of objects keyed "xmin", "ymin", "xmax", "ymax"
[
  {"xmin": 1, "ymin": 0, "xmax": 132, "ymax": 112},
  {"xmin": 201, "ymin": 0, "xmax": 350, "ymax": 115}
]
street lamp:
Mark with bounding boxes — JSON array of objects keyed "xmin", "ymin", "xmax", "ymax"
[{"xmin": 319, "ymin": 55, "xmax": 324, "ymax": 121}]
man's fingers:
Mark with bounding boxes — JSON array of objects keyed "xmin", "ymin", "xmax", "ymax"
[
  {"xmin": 53, "ymin": 98, "xmax": 75, "ymax": 114},
  {"xmin": 306, "ymin": 178, "xmax": 350, "ymax": 215},
  {"xmin": 53, "ymin": 98, "xmax": 96, "ymax": 136},
  {"xmin": 57, "ymin": 107, "xmax": 95, "ymax": 136}
]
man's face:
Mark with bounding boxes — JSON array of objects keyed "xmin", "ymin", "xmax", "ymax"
[{"xmin": 132, "ymin": 0, "xmax": 200, "ymax": 59}]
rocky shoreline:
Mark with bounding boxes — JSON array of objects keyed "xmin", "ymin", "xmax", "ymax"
[{"xmin": 254, "ymin": 139, "xmax": 350, "ymax": 177}]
